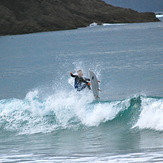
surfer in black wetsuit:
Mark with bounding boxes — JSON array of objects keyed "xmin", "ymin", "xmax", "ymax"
[{"xmin": 70, "ymin": 70, "xmax": 91, "ymax": 91}]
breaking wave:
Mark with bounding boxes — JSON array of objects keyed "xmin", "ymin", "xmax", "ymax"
[{"xmin": 0, "ymin": 89, "xmax": 162, "ymax": 135}]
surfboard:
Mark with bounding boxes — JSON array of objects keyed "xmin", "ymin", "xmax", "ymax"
[{"xmin": 89, "ymin": 70, "xmax": 100, "ymax": 99}]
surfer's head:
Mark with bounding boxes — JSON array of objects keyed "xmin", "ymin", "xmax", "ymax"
[{"xmin": 77, "ymin": 70, "xmax": 83, "ymax": 77}]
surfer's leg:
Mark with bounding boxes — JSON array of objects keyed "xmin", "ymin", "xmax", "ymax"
[
  {"xmin": 82, "ymin": 84, "xmax": 91, "ymax": 90},
  {"xmin": 81, "ymin": 84, "xmax": 87, "ymax": 90},
  {"xmin": 76, "ymin": 85, "xmax": 82, "ymax": 91},
  {"xmin": 77, "ymin": 84, "xmax": 87, "ymax": 91},
  {"xmin": 77, "ymin": 83, "xmax": 91, "ymax": 91}
]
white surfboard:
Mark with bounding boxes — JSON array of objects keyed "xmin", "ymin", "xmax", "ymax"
[{"xmin": 89, "ymin": 70, "xmax": 100, "ymax": 99}]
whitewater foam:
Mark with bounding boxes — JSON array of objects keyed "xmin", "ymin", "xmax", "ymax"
[
  {"xmin": 0, "ymin": 89, "xmax": 163, "ymax": 135},
  {"xmin": 89, "ymin": 22, "xmax": 98, "ymax": 27},
  {"xmin": 0, "ymin": 88, "xmax": 129, "ymax": 135},
  {"xmin": 156, "ymin": 14, "xmax": 163, "ymax": 18},
  {"xmin": 102, "ymin": 23, "xmax": 124, "ymax": 26},
  {"xmin": 134, "ymin": 97, "xmax": 163, "ymax": 131}
]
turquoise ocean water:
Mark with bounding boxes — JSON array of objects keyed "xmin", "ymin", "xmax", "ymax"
[{"xmin": 0, "ymin": 17, "xmax": 163, "ymax": 162}]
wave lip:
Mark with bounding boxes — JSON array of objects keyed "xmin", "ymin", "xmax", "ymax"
[{"xmin": 78, "ymin": 99, "xmax": 130, "ymax": 126}]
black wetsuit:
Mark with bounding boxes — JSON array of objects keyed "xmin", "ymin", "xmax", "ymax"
[{"xmin": 70, "ymin": 73, "xmax": 91, "ymax": 91}]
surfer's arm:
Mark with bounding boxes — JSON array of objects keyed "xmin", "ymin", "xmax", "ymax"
[
  {"xmin": 83, "ymin": 78, "xmax": 91, "ymax": 85},
  {"xmin": 70, "ymin": 73, "xmax": 77, "ymax": 78},
  {"xmin": 85, "ymin": 78, "xmax": 90, "ymax": 81},
  {"xmin": 81, "ymin": 78, "xmax": 91, "ymax": 85}
]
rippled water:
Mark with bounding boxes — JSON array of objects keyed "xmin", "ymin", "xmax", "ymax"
[{"xmin": 0, "ymin": 19, "xmax": 163, "ymax": 162}]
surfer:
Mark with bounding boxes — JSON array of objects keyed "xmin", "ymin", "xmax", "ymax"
[{"xmin": 70, "ymin": 70, "xmax": 91, "ymax": 91}]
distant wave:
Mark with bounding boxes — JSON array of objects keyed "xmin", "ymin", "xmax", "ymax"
[
  {"xmin": 89, "ymin": 22, "xmax": 124, "ymax": 27},
  {"xmin": 0, "ymin": 89, "xmax": 163, "ymax": 135},
  {"xmin": 102, "ymin": 23, "xmax": 124, "ymax": 26},
  {"xmin": 156, "ymin": 14, "xmax": 163, "ymax": 18},
  {"xmin": 89, "ymin": 22, "xmax": 98, "ymax": 27}
]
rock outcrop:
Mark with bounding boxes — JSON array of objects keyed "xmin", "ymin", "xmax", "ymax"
[{"xmin": 0, "ymin": 0, "xmax": 159, "ymax": 35}]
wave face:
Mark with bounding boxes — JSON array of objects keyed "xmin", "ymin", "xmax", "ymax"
[
  {"xmin": 0, "ymin": 89, "xmax": 162, "ymax": 135},
  {"xmin": 133, "ymin": 97, "xmax": 163, "ymax": 131}
]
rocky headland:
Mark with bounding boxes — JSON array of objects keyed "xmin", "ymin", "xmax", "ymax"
[{"xmin": 0, "ymin": 0, "xmax": 160, "ymax": 35}]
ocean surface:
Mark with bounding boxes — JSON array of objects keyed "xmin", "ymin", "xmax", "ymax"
[{"xmin": 0, "ymin": 17, "xmax": 163, "ymax": 162}]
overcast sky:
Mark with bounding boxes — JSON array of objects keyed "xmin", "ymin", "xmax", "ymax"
[{"xmin": 103, "ymin": 0, "xmax": 163, "ymax": 12}]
